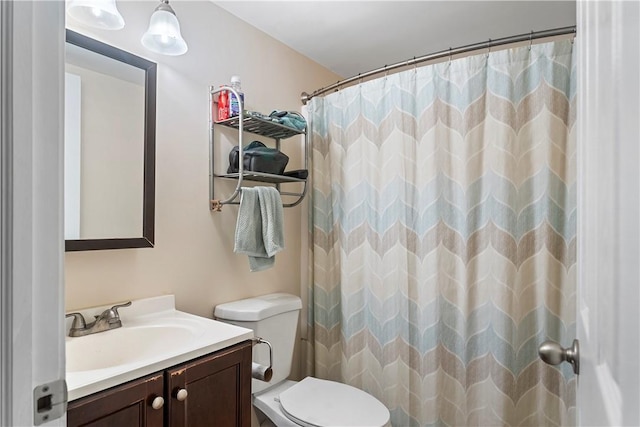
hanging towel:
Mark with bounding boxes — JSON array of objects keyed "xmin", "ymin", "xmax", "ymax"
[{"xmin": 234, "ymin": 187, "xmax": 284, "ymax": 272}]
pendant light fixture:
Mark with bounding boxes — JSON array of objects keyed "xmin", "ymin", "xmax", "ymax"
[
  {"xmin": 67, "ymin": 0, "xmax": 125, "ymax": 30},
  {"xmin": 141, "ymin": 0, "xmax": 188, "ymax": 56}
]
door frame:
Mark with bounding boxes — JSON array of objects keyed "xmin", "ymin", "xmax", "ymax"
[{"xmin": 0, "ymin": 1, "xmax": 66, "ymax": 425}]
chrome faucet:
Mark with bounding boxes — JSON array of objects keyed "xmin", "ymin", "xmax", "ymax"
[{"xmin": 65, "ymin": 301, "xmax": 132, "ymax": 337}]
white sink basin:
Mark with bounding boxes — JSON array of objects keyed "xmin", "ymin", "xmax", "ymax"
[
  {"xmin": 65, "ymin": 295, "xmax": 254, "ymax": 401},
  {"xmin": 66, "ymin": 323, "xmax": 200, "ymax": 372}
]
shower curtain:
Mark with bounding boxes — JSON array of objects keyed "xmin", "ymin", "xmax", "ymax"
[{"xmin": 307, "ymin": 40, "xmax": 576, "ymax": 426}]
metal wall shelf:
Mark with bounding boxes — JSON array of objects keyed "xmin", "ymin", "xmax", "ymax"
[
  {"xmin": 215, "ymin": 115, "xmax": 305, "ymax": 140},
  {"xmin": 216, "ymin": 172, "xmax": 306, "ymax": 184},
  {"xmin": 209, "ymin": 85, "xmax": 308, "ymax": 211}
]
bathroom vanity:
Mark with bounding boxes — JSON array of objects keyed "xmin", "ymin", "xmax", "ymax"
[
  {"xmin": 65, "ymin": 296, "xmax": 253, "ymax": 427},
  {"xmin": 67, "ymin": 341, "xmax": 251, "ymax": 426}
]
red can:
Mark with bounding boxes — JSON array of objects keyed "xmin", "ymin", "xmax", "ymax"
[{"xmin": 217, "ymin": 88, "xmax": 229, "ymax": 121}]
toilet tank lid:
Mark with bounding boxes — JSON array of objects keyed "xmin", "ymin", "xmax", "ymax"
[{"xmin": 214, "ymin": 293, "xmax": 302, "ymax": 321}]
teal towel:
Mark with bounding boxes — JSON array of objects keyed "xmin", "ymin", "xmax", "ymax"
[
  {"xmin": 269, "ymin": 110, "xmax": 307, "ymax": 131},
  {"xmin": 234, "ymin": 187, "xmax": 284, "ymax": 272}
]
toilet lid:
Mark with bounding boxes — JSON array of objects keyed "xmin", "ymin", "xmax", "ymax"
[{"xmin": 278, "ymin": 377, "xmax": 390, "ymax": 427}]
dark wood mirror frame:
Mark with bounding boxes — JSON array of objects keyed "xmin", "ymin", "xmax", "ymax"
[{"xmin": 65, "ymin": 29, "xmax": 156, "ymax": 251}]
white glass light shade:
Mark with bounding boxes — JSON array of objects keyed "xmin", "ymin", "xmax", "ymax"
[
  {"xmin": 67, "ymin": 0, "xmax": 125, "ymax": 30},
  {"xmin": 141, "ymin": 4, "xmax": 188, "ymax": 56}
]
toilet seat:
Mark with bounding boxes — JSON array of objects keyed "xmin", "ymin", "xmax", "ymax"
[{"xmin": 278, "ymin": 377, "xmax": 390, "ymax": 427}]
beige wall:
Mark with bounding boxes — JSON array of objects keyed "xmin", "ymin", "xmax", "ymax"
[{"xmin": 64, "ymin": 0, "xmax": 339, "ymax": 378}]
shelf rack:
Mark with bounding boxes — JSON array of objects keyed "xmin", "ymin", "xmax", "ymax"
[{"xmin": 209, "ymin": 86, "xmax": 309, "ymax": 211}]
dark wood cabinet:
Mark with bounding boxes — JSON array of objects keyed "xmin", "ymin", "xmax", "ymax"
[
  {"xmin": 67, "ymin": 341, "xmax": 252, "ymax": 427},
  {"xmin": 166, "ymin": 341, "xmax": 252, "ymax": 427},
  {"xmin": 67, "ymin": 373, "xmax": 164, "ymax": 427}
]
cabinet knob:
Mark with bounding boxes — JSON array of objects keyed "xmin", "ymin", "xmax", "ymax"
[
  {"xmin": 175, "ymin": 388, "xmax": 188, "ymax": 402},
  {"xmin": 151, "ymin": 396, "xmax": 164, "ymax": 410}
]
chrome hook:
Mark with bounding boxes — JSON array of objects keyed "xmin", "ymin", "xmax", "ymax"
[
  {"xmin": 486, "ymin": 38, "xmax": 492, "ymax": 58},
  {"xmin": 449, "ymin": 47, "xmax": 452, "ymax": 63},
  {"xmin": 529, "ymin": 30, "xmax": 533, "ymax": 51}
]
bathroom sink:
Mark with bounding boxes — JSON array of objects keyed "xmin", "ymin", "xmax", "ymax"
[
  {"xmin": 66, "ymin": 324, "xmax": 200, "ymax": 372},
  {"xmin": 65, "ymin": 295, "xmax": 254, "ymax": 401}
]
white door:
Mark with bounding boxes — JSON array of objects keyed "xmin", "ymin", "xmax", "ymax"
[
  {"xmin": 574, "ymin": 0, "xmax": 640, "ymax": 425},
  {"xmin": 1, "ymin": 1, "xmax": 66, "ymax": 426}
]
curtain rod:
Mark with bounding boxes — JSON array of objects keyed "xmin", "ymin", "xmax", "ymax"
[{"xmin": 301, "ymin": 25, "xmax": 576, "ymax": 105}]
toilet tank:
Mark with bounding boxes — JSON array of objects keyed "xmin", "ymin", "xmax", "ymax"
[{"xmin": 214, "ymin": 293, "xmax": 302, "ymax": 394}]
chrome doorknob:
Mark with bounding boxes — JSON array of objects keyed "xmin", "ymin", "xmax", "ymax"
[{"xmin": 538, "ymin": 339, "xmax": 579, "ymax": 375}]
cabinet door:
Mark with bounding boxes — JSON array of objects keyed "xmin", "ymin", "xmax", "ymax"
[
  {"xmin": 166, "ymin": 340, "xmax": 252, "ymax": 427},
  {"xmin": 67, "ymin": 373, "xmax": 164, "ymax": 427}
]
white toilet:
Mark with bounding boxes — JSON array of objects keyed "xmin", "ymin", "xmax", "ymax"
[{"xmin": 214, "ymin": 293, "xmax": 390, "ymax": 427}]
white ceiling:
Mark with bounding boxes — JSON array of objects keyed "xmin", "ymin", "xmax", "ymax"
[{"xmin": 214, "ymin": 1, "xmax": 576, "ymax": 78}]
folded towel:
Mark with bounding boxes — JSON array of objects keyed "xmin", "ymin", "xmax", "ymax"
[
  {"xmin": 246, "ymin": 110, "xmax": 307, "ymax": 131},
  {"xmin": 234, "ymin": 187, "xmax": 284, "ymax": 272},
  {"xmin": 247, "ymin": 110, "xmax": 279, "ymax": 123},
  {"xmin": 269, "ymin": 110, "xmax": 307, "ymax": 131}
]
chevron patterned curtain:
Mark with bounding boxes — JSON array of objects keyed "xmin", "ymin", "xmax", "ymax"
[{"xmin": 307, "ymin": 40, "xmax": 576, "ymax": 426}]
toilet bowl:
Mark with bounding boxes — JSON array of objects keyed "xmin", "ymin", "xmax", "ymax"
[
  {"xmin": 214, "ymin": 293, "xmax": 390, "ymax": 427},
  {"xmin": 253, "ymin": 378, "xmax": 389, "ymax": 427}
]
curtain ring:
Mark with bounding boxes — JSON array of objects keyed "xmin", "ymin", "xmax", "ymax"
[
  {"xmin": 486, "ymin": 38, "xmax": 492, "ymax": 58},
  {"xmin": 413, "ymin": 56, "xmax": 417, "ymax": 73},
  {"xmin": 384, "ymin": 65, "xmax": 389, "ymax": 79},
  {"xmin": 449, "ymin": 47, "xmax": 452, "ymax": 63},
  {"xmin": 358, "ymin": 73, "xmax": 362, "ymax": 85},
  {"xmin": 529, "ymin": 30, "xmax": 533, "ymax": 51}
]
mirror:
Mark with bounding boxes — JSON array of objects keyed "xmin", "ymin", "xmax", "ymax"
[{"xmin": 64, "ymin": 29, "xmax": 156, "ymax": 251}]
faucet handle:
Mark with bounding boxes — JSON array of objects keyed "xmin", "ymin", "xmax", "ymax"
[
  {"xmin": 65, "ymin": 312, "xmax": 86, "ymax": 330},
  {"xmin": 111, "ymin": 301, "xmax": 132, "ymax": 318},
  {"xmin": 106, "ymin": 301, "xmax": 132, "ymax": 323}
]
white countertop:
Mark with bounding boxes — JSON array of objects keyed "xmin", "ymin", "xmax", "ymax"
[{"xmin": 65, "ymin": 295, "xmax": 253, "ymax": 401}]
